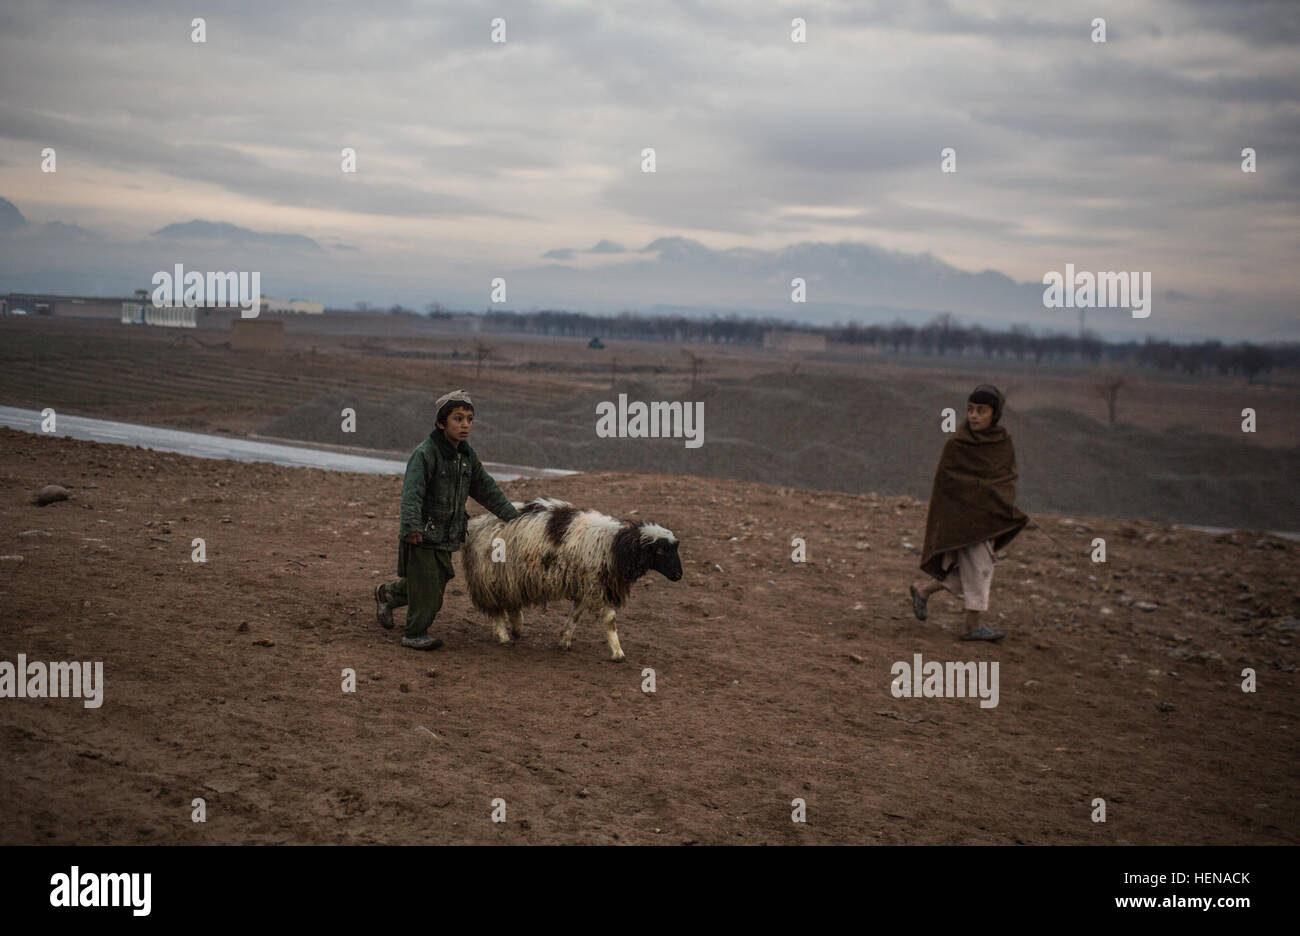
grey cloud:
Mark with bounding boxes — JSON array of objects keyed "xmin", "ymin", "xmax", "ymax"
[
  {"xmin": 0, "ymin": 104, "xmax": 509, "ymax": 220},
  {"xmin": 783, "ymin": 204, "xmax": 1021, "ymax": 236},
  {"xmin": 423, "ymin": 142, "xmax": 563, "ymax": 177},
  {"xmin": 1184, "ymin": 0, "xmax": 1300, "ymax": 46},
  {"xmin": 0, "ymin": 0, "xmax": 1296, "ymax": 340}
]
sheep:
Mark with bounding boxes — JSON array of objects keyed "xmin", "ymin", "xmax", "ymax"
[{"xmin": 461, "ymin": 497, "xmax": 683, "ymax": 661}]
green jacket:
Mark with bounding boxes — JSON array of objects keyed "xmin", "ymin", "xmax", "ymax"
[{"xmin": 399, "ymin": 430, "xmax": 519, "ymax": 552}]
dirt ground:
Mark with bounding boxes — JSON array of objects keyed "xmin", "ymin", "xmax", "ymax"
[
  {"xmin": 4, "ymin": 317, "xmax": 1298, "ymax": 530},
  {"xmin": 1, "ymin": 426, "xmax": 1296, "ymax": 844}
]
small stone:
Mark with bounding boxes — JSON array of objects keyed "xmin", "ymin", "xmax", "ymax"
[
  {"xmin": 33, "ymin": 485, "xmax": 70, "ymax": 506},
  {"xmin": 576, "ymin": 788, "xmax": 589, "ymax": 798},
  {"xmin": 252, "ymin": 638, "xmax": 275, "ymax": 647},
  {"xmin": 1156, "ymin": 701, "xmax": 1175, "ymax": 712},
  {"xmin": 1134, "ymin": 601, "xmax": 1158, "ymax": 612},
  {"xmin": 848, "ymin": 653, "xmax": 865, "ymax": 664},
  {"xmin": 399, "ymin": 683, "xmax": 410, "ymax": 693},
  {"xmin": 17, "ymin": 530, "xmax": 50, "ymax": 538},
  {"xmin": 236, "ymin": 622, "xmax": 250, "ymax": 632}
]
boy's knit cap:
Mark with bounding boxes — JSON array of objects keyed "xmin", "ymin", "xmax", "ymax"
[{"xmin": 434, "ymin": 389, "xmax": 474, "ymax": 413}]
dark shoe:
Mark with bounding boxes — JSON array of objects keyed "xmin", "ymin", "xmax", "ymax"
[
  {"xmin": 960, "ymin": 626, "xmax": 1004, "ymax": 642},
  {"xmin": 401, "ymin": 634, "xmax": 444, "ymax": 650},
  {"xmin": 374, "ymin": 584, "xmax": 394, "ymax": 630},
  {"xmin": 909, "ymin": 584, "xmax": 928, "ymax": 621}
]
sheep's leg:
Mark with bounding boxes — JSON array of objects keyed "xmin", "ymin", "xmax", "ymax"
[
  {"xmin": 559, "ymin": 602, "xmax": 583, "ymax": 651},
  {"xmin": 508, "ymin": 608, "xmax": 524, "ymax": 640},
  {"xmin": 491, "ymin": 613, "xmax": 513, "ymax": 646},
  {"xmin": 599, "ymin": 607, "xmax": 625, "ymax": 662}
]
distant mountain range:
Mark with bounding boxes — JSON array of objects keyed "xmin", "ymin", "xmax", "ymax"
[
  {"xmin": 0, "ymin": 196, "xmax": 1282, "ymax": 342},
  {"xmin": 150, "ymin": 219, "xmax": 322, "ymax": 251}
]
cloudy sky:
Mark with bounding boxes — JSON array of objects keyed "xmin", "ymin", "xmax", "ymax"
[{"xmin": 1, "ymin": 0, "xmax": 1297, "ymax": 340}]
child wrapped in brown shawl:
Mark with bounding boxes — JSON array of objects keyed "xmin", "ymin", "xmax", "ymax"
[{"xmin": 911, "ymin": 384, "xmax": 1029, "ymax": 641}]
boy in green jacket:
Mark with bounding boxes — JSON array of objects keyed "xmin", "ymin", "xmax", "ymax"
[{"xmin": 374, "ymin": 389, "xmax": 520, "ymax": 650}]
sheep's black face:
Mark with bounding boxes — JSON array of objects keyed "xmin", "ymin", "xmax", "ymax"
[{"xmin": 648, "ymin": 540, "xmax": 683, "ymax": 581}]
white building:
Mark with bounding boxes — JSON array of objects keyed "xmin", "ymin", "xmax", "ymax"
[
  {"xmin": 262, "ymin": 297, "xmax": 324, "ymax": 315},
  {"xmin": 121, "ymin": 301, "xmax": 195, "ymax": 328}
]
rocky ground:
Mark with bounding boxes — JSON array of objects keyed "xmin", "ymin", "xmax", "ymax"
[{"xmin": 1, "ymin": 426, "xmax": 1296, "ymax": 844}]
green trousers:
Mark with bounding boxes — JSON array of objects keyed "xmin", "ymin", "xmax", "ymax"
[{"xmin": 386, "ymin": 545, "xmax": 455, "ymax": 638}]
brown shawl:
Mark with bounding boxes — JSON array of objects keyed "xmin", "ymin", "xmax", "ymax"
[{"xmin": 920, "ymin": 386, "xmax": 1029, "ymax": 579}]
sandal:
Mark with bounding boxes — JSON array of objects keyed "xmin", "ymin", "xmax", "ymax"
[
  {"xmin": 960, "ymin": 626, "xmax": 1004, "ymax": 642},
  {"xmin": 909, "ymin": 584, "xmax": 928, "ymax": 621},
  {"xmin": 374, "ymin": 584, "xmax": 395, "ymax": 630}
]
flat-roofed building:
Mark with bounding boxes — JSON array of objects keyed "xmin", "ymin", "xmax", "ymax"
[
  {"xmin": 262, "ymin": 297, "xmax": 324, "ymax": 315},
  {"xmin": 3, "ymin": 292, "xmax": 144, "ymax": 320},
  {"xmin": 122, "ymin": 301, "xmax": 196, "ymax": 327}
]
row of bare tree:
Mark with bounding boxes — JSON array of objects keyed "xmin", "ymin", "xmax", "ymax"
[
  {"xmin": 357, "ymin": 303, "xmax": 1295, "ymax": 383},
  {"xmin": 827, "ymin": 316, "xmax": 1288, "ymax": 382}
]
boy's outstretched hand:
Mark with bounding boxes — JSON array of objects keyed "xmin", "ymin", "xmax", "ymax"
[{"xmin": 404, "ymin": 532, "xmax": 422, "ymax": 544}]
